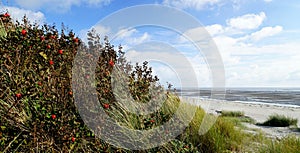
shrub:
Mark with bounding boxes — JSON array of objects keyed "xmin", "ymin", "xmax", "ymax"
[
  {"xmin": 260, "ymin": 114, "xmax": 298, "ymax": 127},
  {"xmin": 0, "ymin": 14, "xmax": 179, "ymax": 152}
]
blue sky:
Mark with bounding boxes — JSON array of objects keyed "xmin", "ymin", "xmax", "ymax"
[{"xmin": 2, "ymin": 0, "xmax": 300, "ymax": 88}]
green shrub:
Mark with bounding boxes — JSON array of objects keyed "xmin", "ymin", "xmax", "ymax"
[
  {"xmin": 260, "ymin": 114, "xmax": 298, "ymax": 127},
  {"xmin": 0, "ymin": 15, "xmax": 164, "ymax": 152}
]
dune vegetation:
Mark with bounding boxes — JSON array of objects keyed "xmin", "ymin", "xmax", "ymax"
[
  {"xmin": 259, "ymin": 114, "xmax": 298, "ymax": 127},
  {"xmin": 0, "ymin": 14, "xmax": 299, "ymax": 152}
]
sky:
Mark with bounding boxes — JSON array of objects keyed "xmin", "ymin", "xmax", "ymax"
[{"xmin": 1, "ymin": 0, "xmax": 300, "ymax": 88}]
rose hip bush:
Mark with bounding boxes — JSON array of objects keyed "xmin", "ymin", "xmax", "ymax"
[
  {"xmin": 0, "ymin": 16, "xmax": 96, "ymax": 152},
  {"xmin": 0, "ymin": 15, "xmax": 189, "ymax": 152}
]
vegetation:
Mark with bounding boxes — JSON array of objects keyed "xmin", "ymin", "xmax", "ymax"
[
  {"xmin": 259, "ymin": 114, "xmax": 298, "ymax": 127},
  {"xmin": 259, "ymin": 136, "xmax": 300, "ymax": 153},
  {"xmin": 0, "ymin": 13, "xmax": 299, "ymax": 152},
  {"xmin": 220, "ymin": 110, "xmax": 245, "ymax": 117}
]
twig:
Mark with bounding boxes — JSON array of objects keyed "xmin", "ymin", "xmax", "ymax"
[{"xmin": 3, "ymin": 131, "xmax": 23, "ymax": 153}]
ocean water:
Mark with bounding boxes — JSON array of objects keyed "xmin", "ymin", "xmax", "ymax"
[{"xmin": 176, "ymin": 88, "xmax": 300, "ymax": 107}]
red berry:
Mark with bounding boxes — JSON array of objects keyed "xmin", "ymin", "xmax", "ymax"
[
  {"xmin": 58, "ymin": 49, "xmax": 63, "ymax": 55},
  {"xmin": 49, "ymin": 60, "xmax": 54, "ymax": 65},
  {"xmin": 51, "ymin": 35, "xmax": 56, "ymax": 39},
  {"xmin": 150, "ymin": 119, "xmax": 155, "ymax": 123},
  {"xmin": 51, "ymin": 114, "xmax": 56, "ymax": 120},
  {"xmin": 21, "ymin": 29, "xmax": 27, "ymax": 36},
  {"xmin": 71, "ymin": 137, "xmax": 76, "ymax": 142},
  {"xmin": 74, "ymin": 38, "xmax": 79, "ymax": 43},
  {"xmin": 47, "ymin": 45, "xmax": 51, "ymax": 49},
  {"xmin": 16, "ymin": 93, "xmax": 22, "ymax": 99},
  {"xmin": 38, "ymin": 82, "xmax": 42, "ymax": 86},
  {"xmin": 103, "ymin": 104, "xmax": 110, "ymax": 109},
  {"xmin": 109, "ymin": 59, "xmax": 114, "ymax": 67},
  {"xmin": 40, "ymin": 36, "xmax": 45, "ymax": 41},
  {"xmin": 4, "ymin": 13, "xmax": 10, "ymax": 17},
  {"xmin": 68, "ymin": 91, "xmax": 73, "ymax": 95}
]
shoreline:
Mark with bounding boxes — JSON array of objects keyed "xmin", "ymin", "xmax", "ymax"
[
  {"xmin": 181, "ymin": 97, "xmax": 300, "ymax": 138},
  {"xmin": 182, "ymin": 96, "xmax": 300, "ymax": 108},
  {"xmin": 181, "ymin": 97, "xmax": 300, "ymax": 124}
]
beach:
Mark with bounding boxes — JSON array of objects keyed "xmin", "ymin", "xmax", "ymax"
[{"xmin": 183, "ymin": 97, "xmax": 300, "ymax": 138}]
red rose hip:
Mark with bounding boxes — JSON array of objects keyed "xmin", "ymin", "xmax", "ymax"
[
  {"xmin": 4, "ymin": 13, "xmax": 10, "ymax": 17},
  {"xmin": 40, "ymin": 36, "xmax": 45, "ymax": 41},
  {"xmin": 103, "ymin": 104, "xmax": 110, "ymax": 109},
  {"xmin": 58, "ymin": 49, "xmax": 63, "ymax": 55},
  {"xmin": 16, "ymin": 93, "xmax": 22, "ymax": 99},
  {"xmin": 21, "ymin": 29, "xmax": 27, "ymax": 36},
  {"xmin": 74, "ymin": 38, "xmax": 79, "ymax": 43},
  {"xmin": 49, "ymin": 60, "xmax": 54, "ymax": 65},
  {"xmin": 109, "ymin": 59, "xmax": 114, "ymax": 67},
  {"xmin": 71, "ymin": 137, "xmax": 76, "ymax": 142}
]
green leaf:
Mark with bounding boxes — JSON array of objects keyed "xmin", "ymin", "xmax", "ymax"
[
  {"xmin": 1, "ymin": 126, "xmax": 6, "ymax": 130},
  {"xmin": 39, "ymin": 52, "xmax": 48, "ymax": 60}
]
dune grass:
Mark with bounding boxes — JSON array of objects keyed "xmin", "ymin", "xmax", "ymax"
[
  {"xmin": 259, "ymin": 136, "xmax": 300, "ymax": 153},
  {"xmin": 221, "ymin": 110, "xmax": 245, "ymax": 117},
  {"xmin": 259, "ymin": 114, "xmax": 298, "ymax": 127},
  {"xmin": 174, "ymin": 102, "xmax": 247, "ymax": 152}
]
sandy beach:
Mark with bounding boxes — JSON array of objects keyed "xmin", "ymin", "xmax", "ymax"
[{"xmin": 183, "ymin": 97, "xmax": 300, "ymax": 138}]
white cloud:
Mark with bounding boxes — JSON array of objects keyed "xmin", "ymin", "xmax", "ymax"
[
  {"xmin": 93, "ymin": 25, "xmax": 111, "ymax": 36},
  {"xmin": 128, "ymin": 32, "xmax": 150, "ymax": 45},
  {"xmin": 115, "ymin": 28, "xmax": 138, "ymax": 40},
  {"xmin": 163, "ymin": 0, "xmax": 221, "ymax": 10},
  {"xmin": 86, "ymin": 0, "xmax": 112, "ymax": 6},
  {"xmin": 4, "ymin": 6, "xmax": 46, "ymax": 25},
  {"xmin": 14, "ymin": 0, "xmax": 112, "ymax": 13},
  {"xmin": 125, "ymin": 49, "xmax": 210, "ymax": 87},
  {"xmin": 264, "ymin": 0, "xmax": 272, "ymax": 2},
  {"xmin": 244, "ymin": 26, "xmax": 283, "ymax": 42},
  {"xmin": 214, "ymin": 37, "xmax": 300, "ymax": 87},
  {"xmin": 226, "ymin": 12, "xmax": 266, "ymax": 30},
  {"xmin": 113, "ymin": 28, "xmax": 151, "ymax": 47},
  {"xmin": 205, "ymin": 24, "xmax": 224, "ymax": 36},
  {"xmin": 175, "ymin": 11, "xmax": 300, "ymax": 87}
]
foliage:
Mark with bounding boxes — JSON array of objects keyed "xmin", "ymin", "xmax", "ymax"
[
  {"xmin": 259, "ymin": 136, "xmax": 300, "ymax": 153},
  {"xmin": 259, "ymin": 114, "xmax": 298, "ymax": 127},
  {"xmin": 220, "ymin": 110, "xmax": 245, "ymax": 117},
  {"xmin": 0, "ymin": 14, "xmax": 182, "ymax": 152},
  {"xmin": 177, "ymin": 103, "xmax": 245, "ymax": 152}
]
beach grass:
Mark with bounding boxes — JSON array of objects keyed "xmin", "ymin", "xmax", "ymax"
[
  {"xmin": 221, "ymin": 110, "xmax": 245, "ymax": 117},
  {"xmin": 259, "ymin": 136, "xmax": 300, "ymax": 153},
  {"xmin": 176, "ymin": 102, "xmax": 247, "ymax": 152},
  {"xmin": 219, "ymin": 110, "xmax": 255, "ymax": 127},
  {"xmin": 259, "ymin": 114, "xmax": 298, "ymax": 127}
]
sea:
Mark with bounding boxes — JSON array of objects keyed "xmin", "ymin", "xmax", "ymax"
[{"xmin": 176, "ymin": 88, "xmax": 300, "ymax": 107}]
